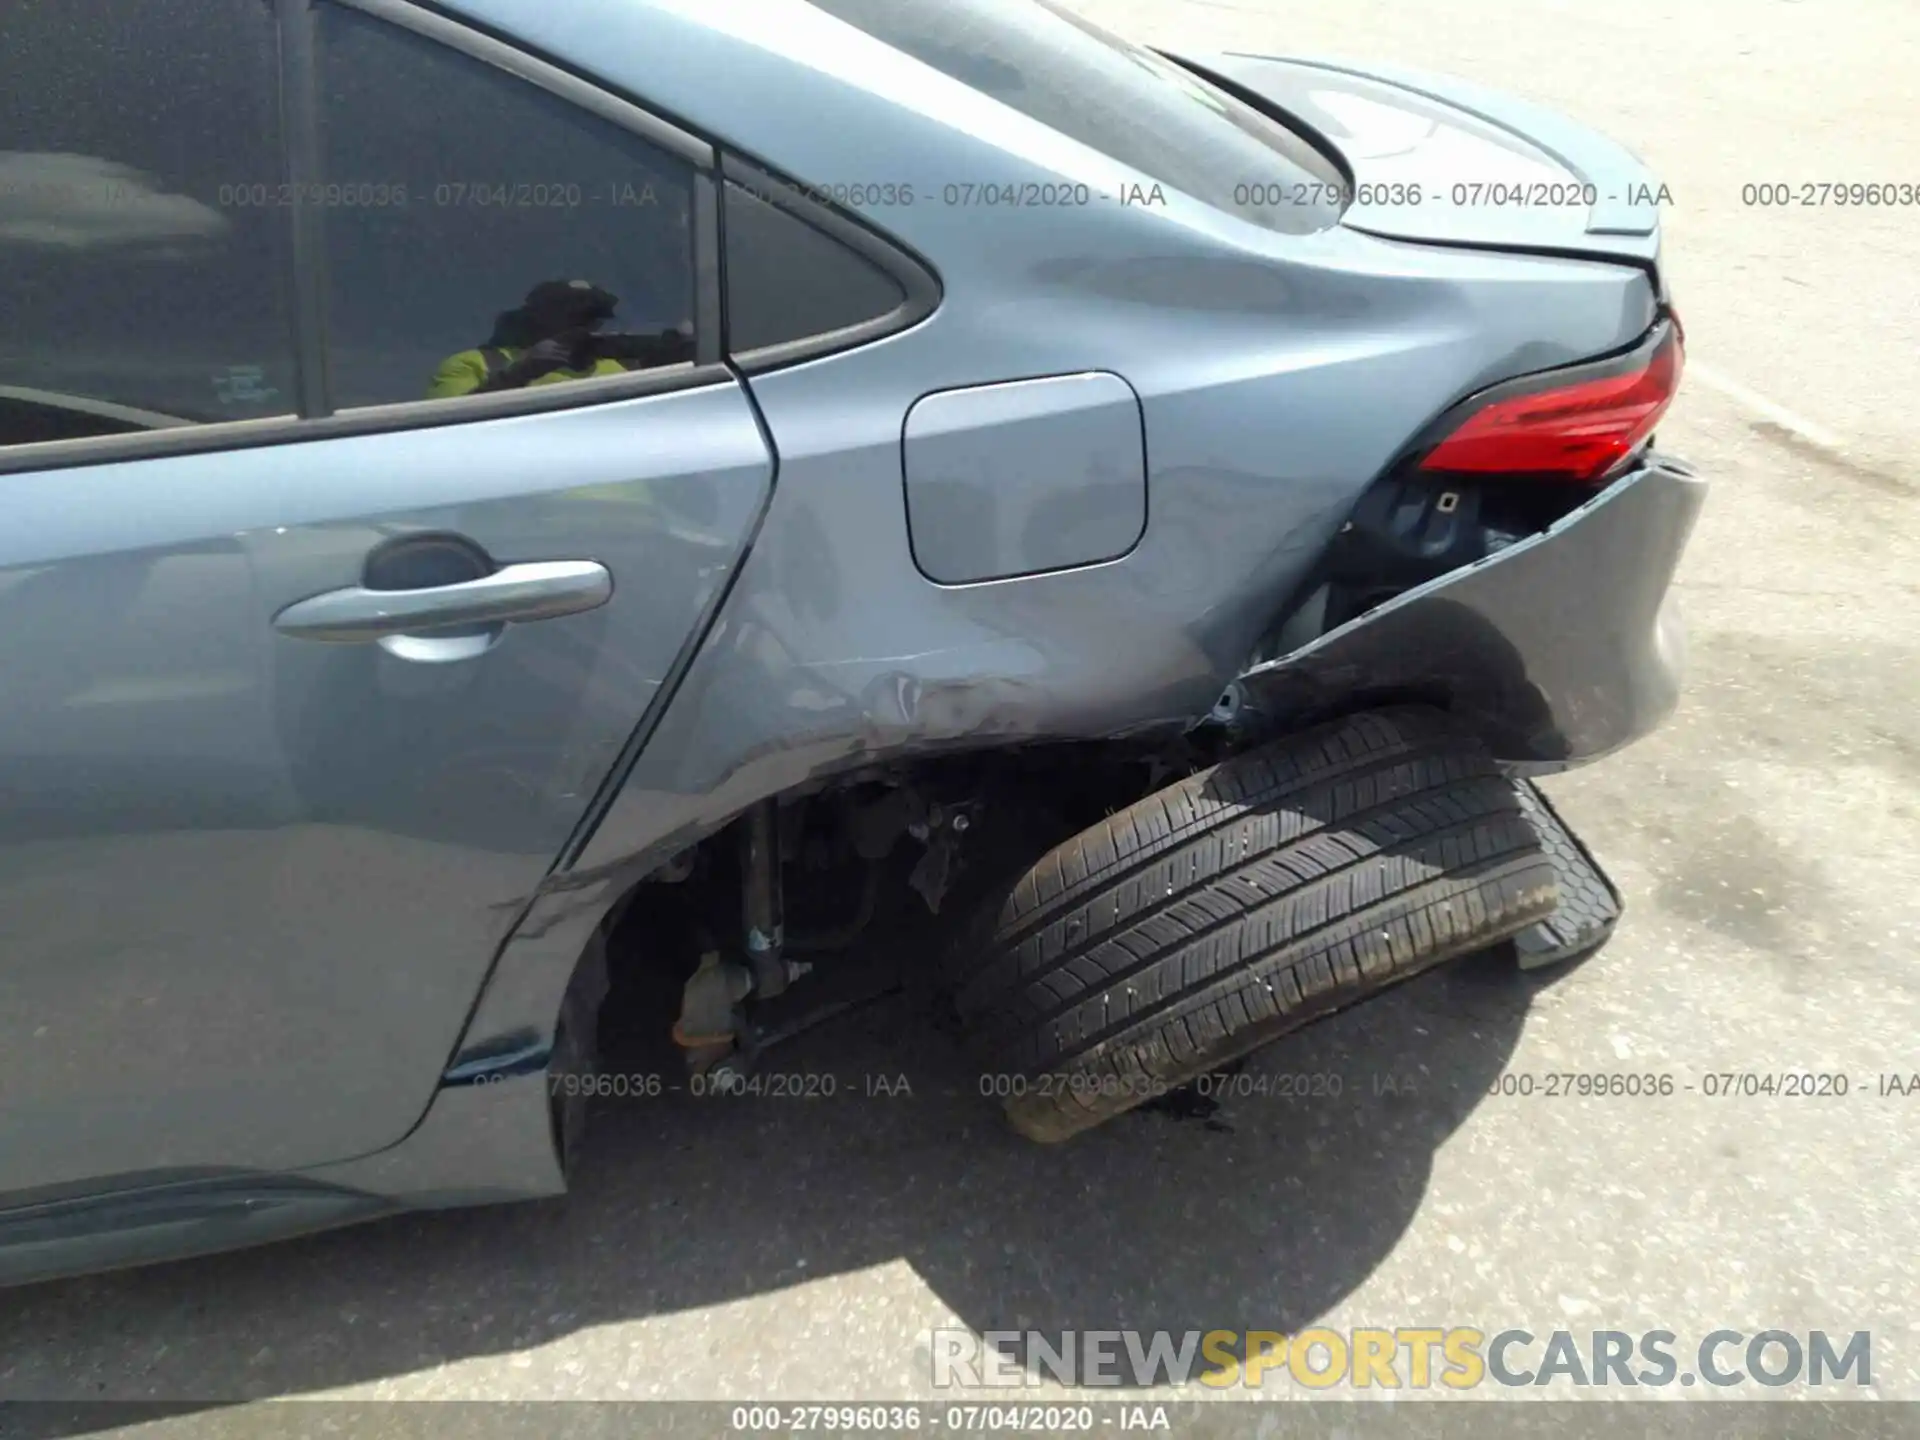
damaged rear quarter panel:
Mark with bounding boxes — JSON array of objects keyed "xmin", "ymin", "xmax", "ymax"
[
  {"xmin": 566, "ymin": 245, "xmax": 1656, "ymax": 882},
  {"xmin": 434, "ymin": 0, "xmax": 1667, "ymax": 1094}
]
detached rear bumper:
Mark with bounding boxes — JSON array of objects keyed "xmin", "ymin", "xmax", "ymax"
[{"xmin": 1236, "ymin": 453, "xmax": 1706, "ymax": 772}]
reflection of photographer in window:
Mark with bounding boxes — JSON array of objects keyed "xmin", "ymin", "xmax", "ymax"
[{"xmin": 428, "ymin": 278, "xmax": 692, "ymax": 398}]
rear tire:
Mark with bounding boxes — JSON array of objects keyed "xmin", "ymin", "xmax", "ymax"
[{"xmin": 949, "ymin": 706, "xmax": 1558, "ymax": 1142}]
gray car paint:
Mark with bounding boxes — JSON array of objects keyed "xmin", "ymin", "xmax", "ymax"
[
  {"xmin": 0, "ymin": 379, "xmax": 774, "ymax": 1196},
  {"xmin": 566, "ymin": 240, "xmax": 1653, "ymax": 875},
  {"xmin": 450, "ymin": 0, "xmax": 1673, "ymax": 1116},
  {"xmin": 0, "ymin": 442, "xmax": 1699, "ymax": 1290},
  {"xmin": 903, "ymin": 371, "xmax": 1148, "ymax": 584},
  {"xmin": 544, "ymin": 0, "xmax": 1661, "ymax": 874},
  {"xmin": 1235, "ymin": 453, "xmax": 1705, "ymax": 770},
  {"xmin": 1, "ymin": 0, "xmax": 1700, "ymax": 1285}
]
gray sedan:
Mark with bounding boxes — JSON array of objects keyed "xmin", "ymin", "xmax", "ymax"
[{"xmin": 0, "ymin": 0, "xmax": 1699, "ymax": 1285}]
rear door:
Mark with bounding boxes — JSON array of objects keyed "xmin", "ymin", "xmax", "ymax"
[{"xmin": 0, "ymin": 0, "xmax": 772, "ymax": 1195}]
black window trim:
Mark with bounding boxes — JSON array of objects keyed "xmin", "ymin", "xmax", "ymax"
[
  {"xmin": 0, "ymin": 0, "xmax": 724, "ymax": 478},
  {"xmin": 278, "ymin": 0, "xmax": 332, "ymax": 419},
  {"xmin": 719, "ymin": 153, "xmax": 942, "ymax": 375},
  {"xmin": 0, "ymin": 363, "xmax": 740, "ymax": 477},
  {"xmin": 341, "ymin": 0, "xmax": 713, "ymax": 169}
]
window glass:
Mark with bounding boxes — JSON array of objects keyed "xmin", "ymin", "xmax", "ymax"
[
  {"xmin": 0, "ymin": 0, "xmax": 296, "ymax": 446},
  {"xmin": 723, "ymin": 181, "xmax": 908, "ymax": 354},
  {"xmin": 317, "ymin": 5, "xmax": 698, "ymax": 409},
  {"xmin": 805, "ymin": 0, "xmax": 1346, "ymax": 235}
]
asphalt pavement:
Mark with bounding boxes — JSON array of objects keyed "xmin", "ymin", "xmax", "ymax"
[{"xmin": 2, "ymin": 0, "xmax": 1915, "ymax": 1427}]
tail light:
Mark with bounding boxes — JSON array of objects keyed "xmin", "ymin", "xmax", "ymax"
[{"xmin": 1416, "ymin": 319, "xmax": 1684, "ymax": 485}]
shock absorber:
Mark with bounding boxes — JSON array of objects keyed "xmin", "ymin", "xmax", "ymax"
[
  {"xmin": 741, "ymin": 798, "xmax": 790, "ymax": 998},
  {"xmin": 673, "ymin": 799, "xmax": 815, "ymax": 1080}
]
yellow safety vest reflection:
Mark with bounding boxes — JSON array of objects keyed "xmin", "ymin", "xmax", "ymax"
[{"xmin": 428, "ymin": 347, "xmax": 628, "ymax": 399}]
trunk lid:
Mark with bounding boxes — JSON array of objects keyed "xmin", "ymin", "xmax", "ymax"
[{"xmin": 1182, "ymin": 52, "xmax": 1666, "ymax": 275}]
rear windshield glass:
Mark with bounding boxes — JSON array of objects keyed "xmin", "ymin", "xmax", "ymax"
[{"xmin": 807, "ymin": 0, "xmax": 1345, "ymax": 234}]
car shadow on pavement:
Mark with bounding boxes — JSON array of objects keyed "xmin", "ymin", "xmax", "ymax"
[{"xmin": 0, "ymin": 942, "xmax": 1570, "ymax": 1412}]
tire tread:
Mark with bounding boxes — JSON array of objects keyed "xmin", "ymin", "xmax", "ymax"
[{"xmin": 946, "ymin": 706, "xmax": 1559, "ymax": 1142}]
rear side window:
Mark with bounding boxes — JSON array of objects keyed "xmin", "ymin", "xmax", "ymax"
[
  {"xmin": 0, "ymin": 0, "xmax": 297, "ymax": 446},
  {"xmin": 806, "ymin": 0, "xmax": 1346, "ymax": 235},
  {"xmin": 722, "ymin": 181, "xmax": 907, "ymax": 355},
  {"xmin": 315, "ymin": 5, "xmax": 698, "ymax": 409}
]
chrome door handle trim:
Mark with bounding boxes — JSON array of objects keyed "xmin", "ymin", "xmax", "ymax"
[{"xmin": 273, "ymin": 560, "xmax": 612, "ymax": 641}]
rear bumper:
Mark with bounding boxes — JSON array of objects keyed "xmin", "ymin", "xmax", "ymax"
[{"xmin": 1235, "ymin": 453, "xmax": 1706, "ymax": 771}]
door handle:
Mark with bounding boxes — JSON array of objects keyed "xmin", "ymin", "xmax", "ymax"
[{"xmin": 273, "ymin": 560, "xmax": 612, "ymax": 642}]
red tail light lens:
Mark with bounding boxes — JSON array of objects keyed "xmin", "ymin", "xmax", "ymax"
[{"xmin": 1418, "ymin": 323, "xmax": 1684, "ymax": 485}]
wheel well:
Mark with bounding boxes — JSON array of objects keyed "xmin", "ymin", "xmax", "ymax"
[{"xmin": 572, "ymin": 735, "xmax": 1223, "ymax": 1076}]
